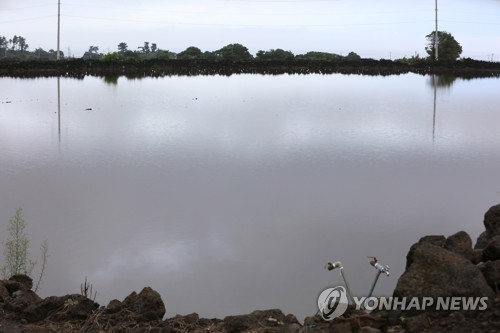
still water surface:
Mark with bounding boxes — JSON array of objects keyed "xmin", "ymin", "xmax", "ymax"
[{"xmin": 1, "ymin": 74, "xmax": 499, "ymax": 320}]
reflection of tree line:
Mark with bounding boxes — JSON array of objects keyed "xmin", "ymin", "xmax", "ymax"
[
  {"xmin": 429, "ymin": 74, "xmax": 457, "ymax": 88},
  {"xmin": 1, "ymin": 58, "xmax": 500, "ymax": 80}
]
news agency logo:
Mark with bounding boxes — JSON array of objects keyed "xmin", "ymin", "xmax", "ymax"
[
  {"xmin": 317, "ymin": 286, "xmax": 489, "ymax": 321},
  {"xmin": 317, "ymin": 286, "xmax": 349, "ymax": 320}
]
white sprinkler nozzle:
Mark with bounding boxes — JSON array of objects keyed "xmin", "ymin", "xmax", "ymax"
[{"xmin": 324, "ymin": 261, "xmax": 342, "ymax": 271}]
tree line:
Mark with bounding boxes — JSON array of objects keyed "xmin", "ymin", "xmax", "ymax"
[
  {"xmin": 86, "ymin": 42, "xmax": 363, "ymax": 62},
  {"xmin": 1, "ymin": 31, "xmax": 464, "ymax": 62},
  {"xmin": 0, "ymin": 35, "xmax": 64, "ymax": 60}
]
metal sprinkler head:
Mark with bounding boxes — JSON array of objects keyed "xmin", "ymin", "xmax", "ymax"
[
  {"xmin": 367, "ymin": 256, "xmax": 378, "ymax": 265},
  {"xmin": 367, "ymin": 256, "xmax": 390, "ymax": 276},
  {"xmin": 324, "ymin": 261, "xmax": 342, "ymax": 271}
]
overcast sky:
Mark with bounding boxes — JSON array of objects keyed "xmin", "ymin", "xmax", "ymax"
[{"xmin": 1, "ymin": 0, "xmax": 499, "ymax": 60}]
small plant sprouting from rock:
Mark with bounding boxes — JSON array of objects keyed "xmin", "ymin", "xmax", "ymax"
[
  {"xmin": 64, "ymin": 298, "xmax": 79, "ymax": 307},
  {"xmin": 0, "ymin": 208, "xmax": 49, "ymax": 292},
  {"xmin": 81, "ymin": 276, "xmax": 97, "ymax": 301}
]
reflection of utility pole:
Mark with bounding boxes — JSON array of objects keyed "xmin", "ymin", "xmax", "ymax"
[
  {"xmin": 433, "ymin": 74, "xmax": 437, "ymax": 143},
  {"xmin": 57, "ymin": 77, "xmax": 61, "ymax": 144},
  {"xmin": 57, "ymin": 0, "xmax": 61, "ymax": 60},
  {"xmin": 434, "ymin": 0, "xmax": 439, "ymax": 61}
]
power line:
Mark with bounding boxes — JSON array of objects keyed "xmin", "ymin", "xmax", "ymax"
[{"xmin": 61, "ymin": 14, "xmax": 433, "ymax": 28}]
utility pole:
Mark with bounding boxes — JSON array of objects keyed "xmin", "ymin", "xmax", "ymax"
[
  {"xmin": 57, "ymin": 0, "xmax": 61, "ymax": 60},
  {"xmin": 434, "ymin": 0, "xmax": 438, "ymax": 61}
]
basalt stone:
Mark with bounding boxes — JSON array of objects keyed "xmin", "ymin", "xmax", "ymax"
[
  {"xmin": 106, "ymin": 299, "xmax": 123, "ymax": 314},
  {"xmin": 65, "ymin": 297, "xmax": 99, "ymax": 320},
  {"xmin": 484, "ymin": 204, "xmax": 500, "ymax": 237},
  {"xmin": 482, "ymin": 235, "xmax": 500, "ymax": 262},
  {"xmin": 4, "ymin": 290, "xmax": 41, "ymax": 313},
  {"xmin": 403, "ymin": 313, "xmax": 430, "ymax": 333},
  {"xmin": 122, "ymin": 287, "xmax": 166, "ymax": 321},
  {"xmin": 394, "ymin": 242, "xmax": 494, "ymax": 303},
  {"xmin": 405, "ymin": 235, "xmax": 446, "ymax": 270},
  {"xmin": 22, "ymin": 294, "xmax": 95, "ymax": 323},
  {"xmin": 3, "ymin": 280, "xmax": 22, "ymax": 294},
  {"xmin": 359, "ymin": 327, "xmax": 382, "ymax": 333},
  {"xmin": 0, "ymin": 281, "xmax": 10, "ymax": 301},
  {"xmin": 9, "ymin": 275, "xmax": 33, "ymax": 291},
  {"xmin": 22, "ymin": 295, "xmax": 67, "ymax": 322},
  {"xmin": 223, "ymin": 314, "xmax": 253, "ymax": 333},
  {"xmin": 445, "ymin": 231, "xmax": 473, "ymax": 260},
  {"xmin": 475, "ymin": 231, "xmax": 490, "ymax": 250},
  {"xmin": 224, "ymin": 309, "xmax": 287, "ymax": 333},
  {"xmin": 479, "ymin": 260, "xmax": 500, "ymax": 293},
  {"xmin": 472, "ymin": 249, "xmax": 484, "ymax": 265},
  {"xmin": 285, "ymin": 313, "xmax": 300, "ymax": 324},
  {"xmin": 282, "ymin": 323, "xmax": 301, "ymax": 333},
  {"xmin": 249, "ymin": 308, "xmax": 286, "ymax": 323}
]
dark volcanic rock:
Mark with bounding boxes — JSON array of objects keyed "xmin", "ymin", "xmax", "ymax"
[
  {"xmin": 402, "ymin": 313, "xmax": 430, "ymax": 333},
  {"xmin": 479, "ymin": 260, "xmax": 500, "ymax": 293},
  {"xmin": 9, "ymin": 275, "xmax": 33, "ymax": 291},
  {"xmin": 22, "ymin": 295, "xmax": 67, "ymax": 322},
  {"xmin": 484, "ymin": 204, "xmax": 500, "ymax": 236},
  {"xmin": 122, "ymin": 287, "xmax": 166, "ymax": 321},
  {"xmin": 105, "ymin": 299, "xmax": 123, "ymax": 314},
  {"xmin": 22, "ymin": 294, "xmax": 98, "ymax": 323},
  {"xmin": 224, "ymin": 309, "xmax": 288, "ymax": 333},
  {"xmin": 0, "ymin": 281, "xmax": 10, "ymax": 301},
  {"xmin": 405, "ymin": 235, "xmax": 446, "ymax": 270},
  {"xmin": 4, "ymin": 290, "xmax": 41, "ymax": 313},
  {"xmin": 394, "ymin": 242, "xmax": 494, "ymax": 301},
  {"xmin": 482, "ymin": 235, "xmax": 500, "ymax": 262},
  {"xmin": 475, "ymin": 231, "xmax": 490, "ymax": 250},
  {"xmin": 445, "ymin": 231, "xmax": 473, "ymax": 260}
]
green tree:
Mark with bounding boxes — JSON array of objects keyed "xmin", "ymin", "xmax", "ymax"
[
  {"xmin": 295, "ymin": 51, "xmax": 343, "ymax": 61},
  {"xmin": 0, "ymin": 35, "xmax": 7, "ymax": 49},
  {"xmin": 425, "ymin": 31, "xmax": 462, "ymax": 62},
  {"xmin": 17, "ymin": 36, "xmax": 28, "ymax": 51},
  {"xmin": 153, "ymin": 50, "xmax": 176, "ymax": 60},
  {"xmin": 177, "ymin": 46, "xmax": 203, "ymax": 59},
  {"xmin": 117, "ymin": 42, "xmax": 128, "ymax": 54},
  {"xmin": 11, "ymin": 35, "xmax": 18, "ymax": 50},
  {"xmin": 215, "ymin": 43, "xmax": 253, "ymax": 60},
  {"xmin": 345, "ymin": 51, "xmax": 361, "ymax": 61},
  {"xmin": 256, "ymin": 49, "xmax": 295, "ymax": 61},
  {"xmin": 139, "ymin": 42, "xmax": 150, "ymax": 54},
  {"xmin": 1, "ymin": 209, "xmax": 48, "ymax": 291},
  {"xmin": 103, "ymin": 52, "xmax": 121, "ymax": 62},
  {"xmin": 0, "ymin": 35, "xmax": 7, "ymax": 57},
  {"xmin": 202, "ymin": 51, "xmax": 217, "ymax": 60},
  {"xmin": 83, "ymin": 46, "xmax": 100, "ymax": 59}
]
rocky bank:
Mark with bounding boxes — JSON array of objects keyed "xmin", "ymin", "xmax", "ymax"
[{"xmin": 2, "ymin": 204, "xmax": 500, "ymax": 333}]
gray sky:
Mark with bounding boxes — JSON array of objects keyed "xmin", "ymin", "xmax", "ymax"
[{"xmin": 1, "ymin": 0, "xmax": 499, "ymax": 60}]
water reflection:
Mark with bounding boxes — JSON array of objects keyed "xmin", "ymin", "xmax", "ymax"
[
  {"xmin": 433, "ymin": 74, "xmax": 437, "ymax": 142},
  {"xmin": 57, "ymin": 77, "xmax": 61, "ymax": 144},
  {"xmin": 103, "ymin": 75, "xmax": 119, "ymax": 85},
  {"xmin": 428, "ymin": 74, "xmax": 458, "ymax": 88},
  {"xmin": 1, "ymin": 74, "xmax": 500, "ymax": 321}
]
